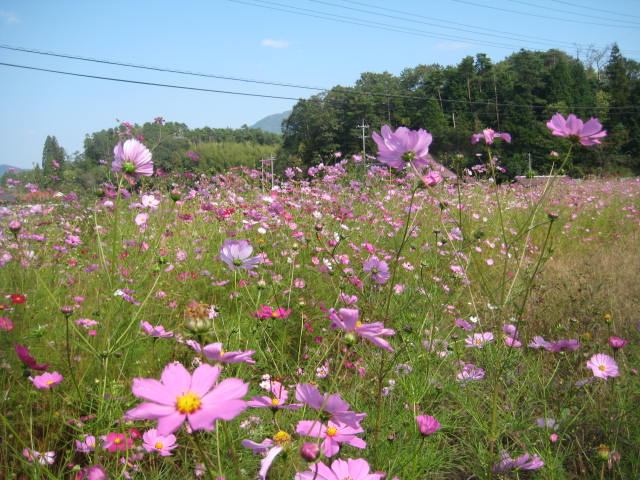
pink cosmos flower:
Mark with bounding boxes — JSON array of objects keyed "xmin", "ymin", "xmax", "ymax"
[
  {"xmin": 142, "ymin": 428, "xmax": 178, "ymax": 456},
  {"xmin": 328, "ymin": 308, "xmax": 395, "ymax": 351},
  {"xmin": 465, "ymin": 332, "xmax": 494, "ymax": 348},
  {"xmin": 546, "ymin": 113, "xmax": 607, "ymax": 146},
  {"xmin": 140, "ymin": 321, "xmax": 174, "ymax": 338},
  {"xmin": 471, "ymin": 129, "xmax": 511, "ymax": 145},
  {"xmin": 15, "ymin": 344, "xmax": 50, "ymax": 371},
  {"xmin": 241, "ymin": 438, "xmax": 283, "ymax": 480},
  {"xmin": 362, "ymin": 256, "xmax": 390, "ymax": 284},
  {"xmin": 609, "ymin": 337, "xmax": 627, "ymax": 349},
  {"xmin": 586, "ymin": 353, "xmax": 619, "ymax": 379},
  {"xmin": 296, "ymin": 420, "xmax": 366, "ymax": 457},
  {"xmin": 416, "ymin": 415, "xmax": 441, "ymax": 435},
  {"xmin": 295, "ymin": 383, "xmax": 366, "ymax": 429},
  {"xmin": 112, "ymin": 138, "xmax": 154, "ymax": 177},
  {"xmin": 503, "ymin": 324, "xmax": 522, "ymax": 348},
  {"xmin": 456, "ymin": 362, "xmax": 485, "ymax": 384},
  {"xmin": 372, "ymin": 125, "xmax": 433, "ymax": 169},
  {"xmin": 493, "ymin": 451, "xmax": 544, "ymax": 472},
  {"xmin": 248, "ymin": 380, "xmax": 301, "ymax": 409},
  {"xmin": 422, "ymin": 169, "xmax": 443, "ymax": 186},
  {"xmin": 135, "ymin": 213, "xmax": 149, "ymax": 226},
  {"xmin": 295, "ymin": 457, "xmax": 382, "ymax": 480},
  {"xmin": 81, "ymin": 465, "xmax": 108, "ymax": 480},
  {"xmin": 188, "ymin": 341, "xmax": 256, "ymax": 364},
  {"xmin": 31, "ymin": 371, "xmax": 63, "ymax": 389},
  {"xmin": 251, "ymin": 305, "xmax": 292, "ymax": 319},
  {"xmin": 101, "ymin": 432, "xmax": 133, "ymax": 452},
  {"xmin": 23, "ymin": 448, "xmax": 55, "ymax": 465},
  {"xmin": 219, "ymin": 239, "xmax": 260, "ymax": 270},
  {"xmin": 0, "ymin": 317, "xmax": 14, "ymax": 331},
  {"xmin": 75, "ymin": 434, "xmax": 97, "ymax": 453},
  {"xmin": 124, "ymin": 362, "xmax": 248, "ymax": 435}
]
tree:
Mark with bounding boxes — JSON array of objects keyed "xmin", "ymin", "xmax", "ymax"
[{"xmin": 41, "ymin": 136, "xmax": 66, "ymax": 187}]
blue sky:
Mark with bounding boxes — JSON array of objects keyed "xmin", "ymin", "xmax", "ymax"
[{"xmin": 1, "ymin": 0, "xmax": 638, "ymax": 170}]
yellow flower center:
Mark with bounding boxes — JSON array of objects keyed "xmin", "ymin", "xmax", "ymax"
[
  {"xmin": 273, "ymin": 430, "xmax": 291, "ymax": 445},
  {"xmin": 46, "ymin": 380, "xmax": 55, "ymax": 385},
  {"xmin": 355, "ymin": 321, "xmax": 363, "ymax": 328},
  {"xmin": 272, "ymin": 311, "xmax": 279, "ymax": 318},
  {"xmin": 271, "ymin": 397, "xmax": 280, "ymax": 406},
  {"xmin": 176, "ymin": 392, "xmax": 202, "ymax": 414},
  {"xmin": 599, "ymin": 365, "xmax": 606, "ymax": 371},
  {"xmin": 326, "ymin": 426, "xmax": 338, "ymax": 437},
  {"xmin": 114, "ymin": 438, "xmax": 122, "ymax": 445},
  {"xmin": 154, "ymin": 442, "xmax": 164, "ymax": 449}
]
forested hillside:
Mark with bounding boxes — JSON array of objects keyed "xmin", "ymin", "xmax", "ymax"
[
  {"xmin": 283, "ymin": 46, "xmax": 640, "ymax": 177},
  {"xmin": 3, "ymin": 45, "xmax": 639, "ymax": 194}
]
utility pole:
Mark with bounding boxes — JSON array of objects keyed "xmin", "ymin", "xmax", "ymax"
[
  {"xmin": 357, "ymin": 120, "xmax": 369, "ymax": 161},
  {"xmin": 269, "ymin": 154, "xmax": 275, "ymax": 190},
  {"xmin": 493, "ymin": 74, "xmax": 500, "ymax": 130}
]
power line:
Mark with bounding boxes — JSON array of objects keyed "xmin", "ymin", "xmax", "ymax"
[
  {"xmin": 0, "ymin": 43, "xmax": 325, "ymax": 92},
  {"xmin": 550, "ymin": 0, "xmax": 640, "ymax": 21},
  {"xmin": 446, "ymin": 0, "xmax": 640, "ymax": 29},
  {"xmin": 2, "ymin": 59, "xmax": 639, "ymax": 112},
  {"xmin": 503, "ymin": 0, "xmax": 640, "ymax": 27},
  {"xmin": 228, "ymin": 0, "xmax": 524, "ymax": 50},
  {"xmin": 309, "ymin": 0, "xmax": 595, "ymax": 51},
  {"xmin": 0, "ymin": 62, "xmax": 303, "ymax": 101}
]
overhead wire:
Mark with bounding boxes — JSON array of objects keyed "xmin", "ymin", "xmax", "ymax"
[
  {"xmin": 446, "ymin": 0, "xmax": 640, "ymax": 29},
  {"xmin": 1, "ymin": 52, "xmax": 639, "ymax": 112},
  {"xmin": 307, "ymin": 0, "xmax": 593, "ymax": 51},
  {"xmin": 502, "ymin": 0, "xmax": 640, "ymax": 26}
]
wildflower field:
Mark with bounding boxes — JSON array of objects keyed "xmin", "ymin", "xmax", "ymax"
[{"xmin": 1, "ymin": 116, "xmax": 639, "ymax": 479}]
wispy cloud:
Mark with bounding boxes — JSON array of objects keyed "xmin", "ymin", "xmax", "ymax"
[
  {"xmin": 435, "ymin": 41, "xmax": 472, "ymax": 50},
  {"xmin": 261, "ymin": 38, "xmax": 290, "ymax": 48},
  {"xmin": 0, "ymin": 11, "xmax": 19, "ymax": 24}
]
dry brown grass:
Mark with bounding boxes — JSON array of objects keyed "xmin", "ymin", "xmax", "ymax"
[{"xmin": 525, "ymin": 229, "xmax": 640, "ymax": 338}]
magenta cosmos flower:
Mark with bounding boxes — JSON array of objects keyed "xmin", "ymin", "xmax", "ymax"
[
  {"xmin": 15, "ymin": 344, "xmax": 50, "ymax": 371},
  {"xmin": 546, "ymin": 113, "xmax": 607, "ymax": 146},
  {"xmin": 372, "ymin": 125, "xmax": 433, "ymax": 169},
  {"xmin": 219, "ymin": 239, "xmax": 260, "ymax": 270},
  {"xmin": 586, "ymin": 353, "xmax": 619, "ymax": 379},
  {"xmin": 328, "ymin": 308, "xmax": 395, "ymax": 351},
  {"xmin": 31, "ymin": 371, "xmax": 63, "ymax": 389},
  {"xmin": 609, "ymin": 337, "xmax": 627, "ymax": 349},
  {"xmin": 416, "ymin": 414, "xmax": 441, "ymax": 435},
  {"xmin": 124, "ymin": 362, "xmax": 248, "ymax": 435},
  {"xmin": 251, "ymin": 305, "xmax": 292, "ymax": 319},
  {"xmin": 112, "ymin": 138, "xmax": 154, "ymax": 177},
  {"xmin": 295, "ymin": 457, "xmax": 382, "ymax": 480},
  {"xmin": 471, "ymin": 129, "xmax": 511, "ymax": 145}
]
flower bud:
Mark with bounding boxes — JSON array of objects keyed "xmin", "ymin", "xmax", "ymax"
[
  {"xmin": 184, "ymin": 302, "xmax": 213, "ymax": 334},
  {"xmin": 8, "ymin": 220, "xmax": 21, "ymax": 234},
  {"xmin": 344, "ymin": 332, "xmax": 357, "ymax": 346},
  {"xmin": 300, "ymin": 442, "xmax": 320, "ymax": 461}
]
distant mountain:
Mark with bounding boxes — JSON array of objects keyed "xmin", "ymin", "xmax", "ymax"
[
  {"xmin": 0, "ymin": 164, "xmax": 22, "ymax": 176},
  {"xmin": 251, "ymin": 110, "xmax": 291, "ymax": 134}
]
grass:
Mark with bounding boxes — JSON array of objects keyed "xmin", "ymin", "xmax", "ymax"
[{"xmin": 0, "ymin": 160, "xmax": 638, "ymax": 480}]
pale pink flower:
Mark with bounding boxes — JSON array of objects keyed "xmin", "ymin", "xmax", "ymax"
[
  {"xmin": 31, "ymin": 371, "xmax": 63, "ymax": 389},
  {"xmin": 546, "ymin": 113, "xmax": 606, "ymax": 146},
  {"xmin": 124, "ymin": 362, "xmax": 248, "ymax": 435},
  {"xmin": 142, "ymin": 428, "xmax": 178, "ymax": 456},
  {"xmin": 586, "ymin": 353, "xmax": 619, "ymax": 379}
]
